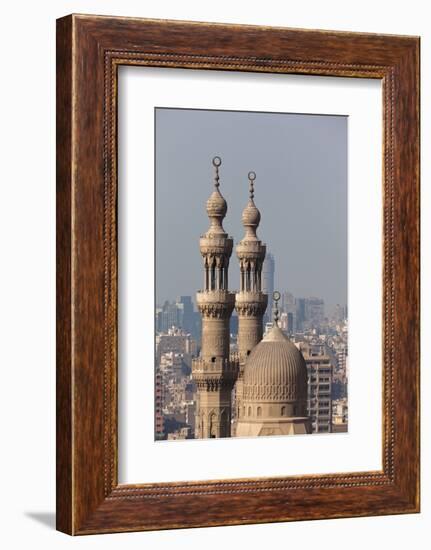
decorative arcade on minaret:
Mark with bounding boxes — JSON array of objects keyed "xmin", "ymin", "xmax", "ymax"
[
  {"xmin": 234, "ymin": 171, "xmax": 268, "ymax": 418},
  {"xmin": 192, "ymin": 157, "xmax": 238, "ymax": 438}
]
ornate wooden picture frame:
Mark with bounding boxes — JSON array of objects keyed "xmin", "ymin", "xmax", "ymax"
[{"xmin": 56, "ymin": 14, "xmax": 420, "ymax": 535}]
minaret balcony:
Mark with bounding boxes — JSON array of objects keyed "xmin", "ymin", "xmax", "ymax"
[
  {"xmin": 197, "ymin": 290, "xmax": 236, "ymax": 306},
  {"xmin": 199, "ymin": 235, "xmax": 233, "ymax": 256},
  {"xmin": 235, "ymin": 291, "xmax": 268, "ymax": 316},
  {"xmin": 235, "ymin": 290, "xmax": 268, "ymax": 305},
  {"xmin": 192, "ymin": 357, "xmax": 239, "ymax": 386},
  {"xmin": 192, "ymin": 356, "xmax": 239, "ymax": 392},
  {"xmin": 236, "ymin": 240, "xmax": 266, "ymax": 259}
]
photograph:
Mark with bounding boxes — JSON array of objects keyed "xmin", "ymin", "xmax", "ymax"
[
  {"xmin": 50, "ymin": 10, "xmax": 420, "ymax": 538},
  {"xmin": 0, "ymin": 0, "xmax": 424, "ymax": 545},
  {"xmin": 154, "ymin": 107, "xmax": 348, "ymax": 440}
]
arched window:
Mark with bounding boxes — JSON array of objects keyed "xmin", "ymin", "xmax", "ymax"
[
  {"xmin": 210, "ymin": 258, "xmax": 216, "ymax": 290},
  {"xmin": 211, "ymin": 356, "xmax": 216, "ymax": 363},
  {"xmin": 257, "ymin": 406, "xmax": 262, "ymax": 417},
  {"xmin": 281, "ymin": 406, "xmax": 286, "ymax": 417},
  {"xmin": 248, "ymin": 406, "xmax": 252, "ymax": 417},
  {"xmin": 293, "ymin": 406, "xmax": 297, "ymax": 415}
]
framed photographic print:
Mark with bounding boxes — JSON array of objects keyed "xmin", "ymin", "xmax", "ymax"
[{"xmin": 56, "ymin": 14, "xmax": 420, "ymax": 534}]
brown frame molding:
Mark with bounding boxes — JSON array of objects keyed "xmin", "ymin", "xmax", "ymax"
[{"xmin": 56, "ymin": 14, "xmax": 420, "ymax": 535}]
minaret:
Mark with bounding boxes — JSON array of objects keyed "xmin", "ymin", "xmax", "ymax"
[
  {"xmin": 234, "ymin": 171, "xmax": 268, "ymax": 418},
  {"xmin": 192, "ymin": 157, "xmax": 237, "ymax": 438}
]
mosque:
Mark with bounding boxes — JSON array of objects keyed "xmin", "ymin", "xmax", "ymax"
[{"xmin": 192, "ymin": 157, "xmax": 311, "ymax": 438}]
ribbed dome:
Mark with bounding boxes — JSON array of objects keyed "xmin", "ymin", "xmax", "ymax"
[
  {"xmin": 242, "ymin": 324, "xmax": 308, "ymax": 402},
  {"xmin": 206, "ymin": 189, "xmax": 227, "ymax": 218},
  {"xmin": 242, "ymin": 198, "xmax": 261, "ymax": 228}
]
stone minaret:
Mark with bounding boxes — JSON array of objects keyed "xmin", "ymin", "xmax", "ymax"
[
  {"xmin": 234, "ymin": 172, "xmax": 268, "ymax": 418},
  {"xmin": 192, "ymin": 157, "xmax": 237, "ymax": 438}
]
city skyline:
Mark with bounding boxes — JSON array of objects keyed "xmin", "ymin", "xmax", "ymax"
[
  {"xmin": 156, "ymin": 290, "xmax": 347, "ymax": 319},
  {"xmin": 154, "ymin": 156, "xmax": 348, "ymax": 440},
  {"xmin": 155, "ymin": 289, "xmax": 347, "ymax": 347},
  {"xmin": 155, "ymin": 108, "xmax": 347, "ymax": 311}
]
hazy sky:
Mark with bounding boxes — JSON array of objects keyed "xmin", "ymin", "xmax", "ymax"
[{"xmin": 155, "ymin": 108, "xmax": 347, "ymax": 311}]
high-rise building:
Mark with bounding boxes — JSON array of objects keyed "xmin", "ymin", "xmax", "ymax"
[
  {"xmin": 262, "ymin": 252, "xmax": 275, "ymax": 323},
  {"xmin": 333, "ymin": 303, "xmax": 346, "ymax": 324},
  {"xmin": 293, "ymin": 296, "xmax": 326, "ymax": 331},
  {"xmin": 178, "ymin": 295, "xmax": 201, "ymax": 341},
  {"xmin": 234, "ymin": 171, "xmax": 268, "ymax": 419},
  {"xmin": 192, "ymin": 157, "xmax": 238, "ymax": 438},
  {"xmin": 295, "ymin": 297, "xmax": 306, "ymax": 331},
  {"xmin": 155, "ymin": 297, "xmax": 200, "ymax": 337},
  {"xmin": 156, "ymin": 300, "xmax": 184, "ymax": 333},
  {"xmin": 279, "ymin": 311, "xmax": 289, "ymax": 332},
  {"xmin": 155, "ymin": 371, "xmax": 165, "ymax": 440},
  {"xmin": 178, "ymin": 296, "xmax": 194, "ymax": 333},
  {"xmin": 282, "ymin": 291, "xmax": 296, "ymax": 333},
  {"xmin": 305, "ymin": 297, "xmax": 325, "ymax": 328},
  {"xmin": 299, "ymin": 342, "xmax": 333, "ymax": 433},
  {"xmin": 230, "ymin": 313, "xmax": 239, "ymax": 336}
]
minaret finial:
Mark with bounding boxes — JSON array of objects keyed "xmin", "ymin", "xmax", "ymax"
[
  {"xmin": 273, "ymin": 291, "xmax": 281, "ymax": 325},
  {"xmin": 240, "ymin": 170, "xmax": 261, "ymax": 239},
  {"xmin": 248, "ymin": 171, "xmax": 256, "ymax": 200},
  {"xmin": 212, "ymin": 156, "xmax": 222, "ymax": 190}
]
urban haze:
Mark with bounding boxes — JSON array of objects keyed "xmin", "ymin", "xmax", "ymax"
[
  {"xmin": 155, "ymin": 107, "xmax": 347, "ymax": 311},
  {"xmin": 154, "ymin": 108, "xmax": 348, "ymax": 440}
]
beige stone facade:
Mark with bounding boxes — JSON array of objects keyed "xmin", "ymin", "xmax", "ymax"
[
  {"xmin": 192, "ymin": 158, "xmax": 238, "ymax": 438},
  {"xmin": 234, "ymin": 173, "xmax": 268, "ymax": 422},
  {"xmin": 192, "ymin": 159, "xmax": 310, "ymax": 439},
  {"xmin": 236, "ymin": 321, "xmax": 311, "ymax": 437}
]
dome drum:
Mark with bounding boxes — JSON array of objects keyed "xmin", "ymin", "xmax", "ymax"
[
  {"xmin": 238, "ymin": 401, "xmax": 308, "ymax": 421},
  {"xmin": 236, "ymin": 416, "xmax": 311, "ymax": 437}
]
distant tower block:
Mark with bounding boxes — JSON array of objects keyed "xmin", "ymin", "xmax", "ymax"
[
  {"xmin": 234, "ymin": 172, "xmax": 268, "ymax": 419},
  {"xmin": 192, "ymin": 157, "xmax": 238, "ymax": 438},
  {"xmin": 262, "ymin": 252, "xmax": 275, "ymax": 323}
]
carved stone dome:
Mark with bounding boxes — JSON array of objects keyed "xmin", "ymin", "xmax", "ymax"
[
  {"xmin": 206, "ymin": 189, "xmax": 227, "ymax": 219},
  {"xmin": 240, "ymin": 172, "xmax": 261, "ymax": 239},
  {"xmin": 242, "ymin": 324, "xmax": 308, "ymax": 402},
  {"xmin": 241, "ymin": 199, "xmax": 261, "ymax": 228}
]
